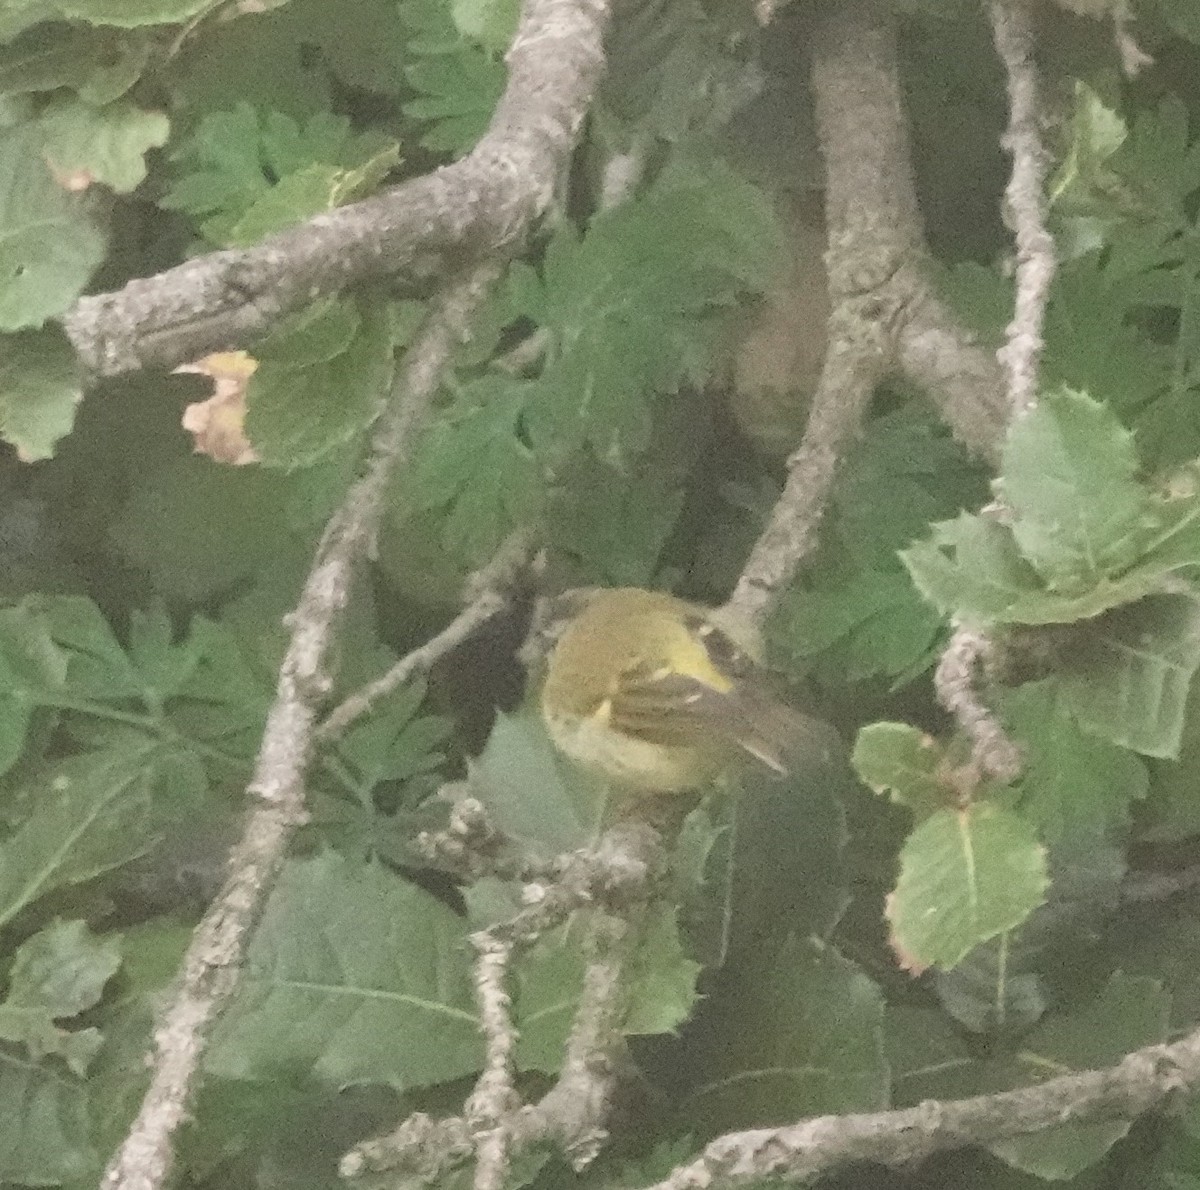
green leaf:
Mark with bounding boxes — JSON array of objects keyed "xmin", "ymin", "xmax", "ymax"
[
  {"xmin": 523, "ymin": 158, "xmax": 780, "ymax": 465},
  {"xmin": 933, "ymin": 936, "xmax": 1046, "ymax": 1035},
  {"xmin": 0, "ymin": 123, "xmax": 106, "ymax": 330},
  {"xmin": 0, "ymin": 743, "xmax": 164, "ymax": 930},
  {"xmin": 1142, "ymin": 694, "xmax": 1200, "ymax": 841},
  {"xmin": 1056, "ymin": 593, "xmax": 1200, "ymax": 759},
  {"xmin": 887, "ymin": 803, "xmax": 1049, "ymax": 972},
  {"xmin": 546, "ymin": 456, "xmax": 686, "ymax": 586},
  {"xmin": 208, "ymin": 852, "xmax": 481, "ymax": 1087},
  {"xmin": 84, "ymin": 921, "xmax": 191, "ymax": 1168},
  {"xmin": 512, "ymin": 901, "xmax": 701, "ymax": 1072},
  {"xmin": 0, "ymin": 1047, "xmax": 93, "ymax": 1184},
  {"xmin": 0, "ymin": 328, "xmax": 84, "ymax": 461},
  {"xmin": 38, "ymin": 97, "xmax": 168, "ymax": 193},
  {"xmin": 623, "ymin": 903, "xmax": 703, "ymax": 1034},
  {"xmin": 1049, "ymin": 81, "xmax": 1129, "ymax": 216},
  {"xmin": 399, "ymin": 0, "xmax": 506, "ymax": 153},
  {"xmin": 55, "ymin": 0, "xmax": 217, "ymax": 26},
  {"xmin": 163, "ymin": 103, "xmax": 399, "ymax": 246},
  {"xmin": 245, "ymin": 298, "xmax": 394, "ymax": 470},
  {"xmin": 0, "ymin": 600, "xmax": 68, "ymax": 777},
  {"xmin": 1002, "ymin": 683, "xmax": 1148, "ymax": 842},
  {"xmin": 686, "ymin": 936, "xmax": 887, "ymax": 1131},
  {"xmin": 408, "ymin": 379, "xmax": 543, "ymax": 564},
  {"xmin": 990, "ymin": 973, "xmax": 1170, "ymax": 1178},
  {"xmin": 1108, "ymin": 98, "xmax": 1200, "ymax": 222},
  {"xmin": 902, "ymin": 508, "xmax": 1197, "ymax": 627},
  {"xmin": 723, "ymin": 739, "xmax": 851, "ymax": 958},
  {"xmin": 0, "ymin": 24, "xmax": 145, "ymax": 100},
  {"xmin": 450, "ymin": 0, "xmax": 517, "ymax": 53},
  {"xmin": 1161, "ymin": 0, "xmax": 1200, "ymax": 42},
  {"xmin": 126, "ymin": 605, "xmax": 190, "ymax": 703},
  {"xmin": 333, "ymin": 678, "xmax": 451, "ymax": 790},
  {"xmin": 777, "ymin": 568, "xmax": 943, "ymax": 685},
  {"xmin": 671, "ymin": 802, "xmax": 733, "ymax": 969},
  {"xmin": 39, "ymin": 594, "xmax": 141, "ymax": 701},
  {"xmin": 1002, "ymin": 389, "xmax": 1149, "ymax": 591},
  {"xmin": 852, "ymin": 722, "xmax": 951, "ymax": 817},
  {"xmin": 835, "ymin": 406, "xmax": 988, "ymax": 569},
  {"xmin": 466, "ymin": 711, "xmax": 608, "ymax": 859},
  {"xmin": 901, "ymin": 514, "xmax": 1057, "ymax": 625},
  {"xmin": 227, "ymin": 153, "xmax": 398, "ymax": 246},
  {"xmin": 886, "ymin": 1005, "xmax": 977, "ymax": 1105},
  {"xmin": 0, "ymin": 920, "xmax": 121, "ymax": 1075},
  {"xmin": 601, "ymin": 0, "xmax": 762, "ymax": 144}
]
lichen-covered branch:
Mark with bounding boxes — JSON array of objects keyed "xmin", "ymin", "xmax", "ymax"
[
  {"xmin": 990, "ymin": 0, "xmax": 1056, "ymax": 418},
  {"xmin": 99, "ymin": 267, "xmax": 499, "ymax": 1190},
  {"xmin": 341, "ymin": 822, "xmax": 664, "ymax": 1188},
  {"xmin": 62, "ymin": 0, "xmax": 611, "ymax": 377},
  {"xmin": 729, "ymin": 0, "xmax": 1008, "ymax": 624},
  {"xmin": 930, "ymin": 0, "xmax": 1059, "ymax": 777},
  {"xmin": 643, "ymin": 1025, "xmax": 1200, "ymax": 1190}
]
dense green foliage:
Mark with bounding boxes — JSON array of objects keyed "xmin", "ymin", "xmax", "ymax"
[{"xmin": 6, "ymin": 0, "xmax": 1200, "ymax": 1188}]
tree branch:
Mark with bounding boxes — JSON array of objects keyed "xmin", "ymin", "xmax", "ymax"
[
  {"xmin": 62, "ymin": 0, "xmax": 612, "ymax": 378},
  {"xmin": 931, "ymin": 0, "xmax": 1058, "ymax": 777},
  {"xmin": 728, "ymin": 0, "xmax": 1008, "ymax": 624},
  {"xmin": 101, "ymin": 266, "xmax": 499, "ymax": 1190},
  {"xmin": 990, "ymin": 0, "xmax": 1056, "ymax": 418},
  {"xmin": 341, "ymin": 823, "xmax": 664, "ymax": 1187},
  {"xmin": 317, "ymin": 528, "xmax": 534, "ymax": 743},
  {"xmin": 643, "ymin": 1026, "xmax": 1200, "ymax": 1190}
]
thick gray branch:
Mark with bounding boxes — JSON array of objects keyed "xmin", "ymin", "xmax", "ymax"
[
  {"xmin": 646, "ymin": 1029, "xmax": 1200, "ymax": 1190},
  {"xmin": 62, "ymin": 0, "xmax": 610, "ymax": 377},
  {"xmin": 730, "ymin": 0, "xmax": 1010, "ymax": 624}
]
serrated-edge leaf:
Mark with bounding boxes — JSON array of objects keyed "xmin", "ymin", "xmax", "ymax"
[{"xmin": 886, "ymin": 803, "xmax": 1049, "ymax": 972}]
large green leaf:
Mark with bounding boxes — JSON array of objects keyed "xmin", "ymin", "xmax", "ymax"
[
  {"xmin": 852, "ymin": 722, "xmax": 953, "ymax": 818},
  {"xmin": 245, "ymin": 299, "xmax": 395, "ymax": 470},
  {"xmin": 465, "ymin": 710, "xmax": 608, "ymax": 859},
  {"xmin": 208, "ymin": 853, "xmax": 482, "ymax": 1088},
  {"xmin": 510, "ymin": 901, "xmax": 701, "ymax": 1073},
  {"xmin": 0, "ymin": 742, "xmax": 165, "ymax": 929},
  {"xmin": 0, "ymin": 329, "xmax": 83, "ymax": 462},
  {"xmin": 0, "ymin": 600, "xmax": 68, "ymax": 778},
  {"xmin": 1001, "ymin": 683, "xmax": 1148, "ymax": 841},
  {"xmin": 886, "ymin": 803, "xmax": 1049, "ymax": 972},
  {"xmin": 0, "ymin": 1046, "xmax": 93, "ymax": 1185},
  {"xmin": 55, "ymin": 0, "xmax": 217, "ymax": 24},
  {"xmin": 1056, "ymin": 593, "xmax": 1200, "ymax": 758},
  {"xmin": 0, "ymin": 124, "xmax": 105, "ymax": 330},
  {"xmin": 38, "ymin": 97, "xmax": 167, "ymax": 193},
  {"xmin": 0, "ymin": 920, "xmax": 120, "ymax": 1076},
  {"xmin": 685, "ymin": 936, "xmax": 887, "ymax": 1132},
  {"xmin": 1003, "ymin": 388, "xmax": 1148, "ymax": 591}
]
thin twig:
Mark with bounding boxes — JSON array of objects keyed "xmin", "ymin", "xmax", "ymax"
[
  {"xmin": 100, "ymin": 266, "xmax": 499, "ymax": 1190},
  {"xmin": 930, "ymin": 1, "xmax": 1057, "ymax": 777},
  {"xmin": 466, "ymin": 933, "xmax": 519, "ymax": 1190},
  {"xmin": 990, "ymin": 0, "xmax": 1056, "ymax": 418},
  {"xmin": 935, "ymin": 624, "xmax": 1023, "ymax": 783},
  {"xmin": 317, "ymin": 528, "xmax": 534, "ymax": 743},
  {"xmin": 340, "ymin": 823, "xmax": 664, "ymax": 1185}
]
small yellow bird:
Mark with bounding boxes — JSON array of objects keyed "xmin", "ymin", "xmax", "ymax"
[{"xmin": 537, "ymin": 587, "xmax": 824, "ymax": 794}]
